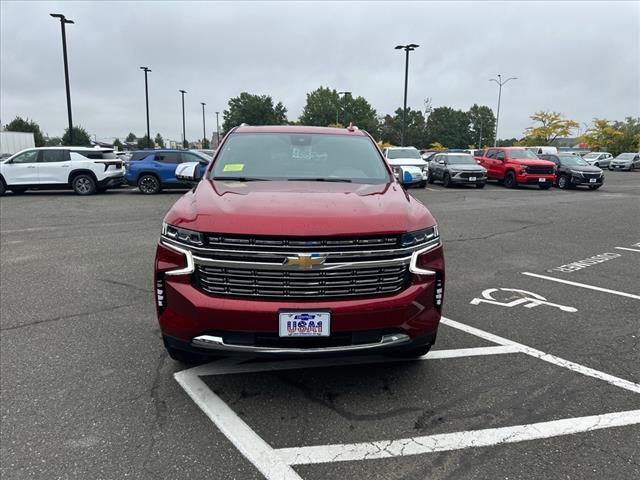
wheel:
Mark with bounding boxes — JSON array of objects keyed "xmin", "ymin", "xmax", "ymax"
[
  {"xmin": 427, "ymin": 174, "xmax": 434, "ymax": 184},
  {"xmin": 539, "ymin": 183, "xmax": 552, "ymax": 190},
  {"xmin": 588, "ymin": 185, "xmax": 601, "ymax": 190},
  {"xmin": 72, "ymin": 174, "xmax": 97, "ymax": 195},
  {"xmin": 504, "ymin": 171, "xmax": 517, "ymax": 188},
  {"xmin": 557, "ymin": 175, "xmax": 570, "ymax": 189},
  {"xmin": 387, "ymin": 343, "xmax": 432, "ymax": 358},
  {"xmin": 418, "ymin": 180, "xmax": 427, "ymax": 188},
  {"xmin": 443, "ymin": 173, "xmax": 452, "ymax": 188},
  {"xmin": 476, "ymin": 182, "xmax": 485, "ymax": 189},
  {"xmin": 138, "ymin": 174, "xmax": 161, "ymax": 194},
  {"xmin": 0, "ymin": 178, "xmax": 6, "ymax": 196},
  {"xmin": 10, "ymin": 187, "xmax": 27, "ymax": 194}
]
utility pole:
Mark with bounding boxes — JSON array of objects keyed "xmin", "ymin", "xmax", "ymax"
[
  {"xmin": 215, "ymin": 111, "xmax": 220, "ymax": 146},
  {"xmin": 489, "ymin": 74, "xmax": 517, "ymax": 147},
  {"xmin": 50, "ymin": 13, "xmax": 74, "ymax": 144},
  {"xmin": 201, "ymin": 102, "xmax": 206, "ymax": 146},
  {"xmin": 337, "ymin": 91, "xmax": 351, "ymax": 126},
  {"xmin": 394, "ymin": 44, "xmax": 419, "ymax": 146},
  {"xmin": 179, "ymin": 90, "xmax": 187, "ymax": 148},
  {"xmin": 140, "ymin": 67, "xmax": 151, "ymax": 147}
]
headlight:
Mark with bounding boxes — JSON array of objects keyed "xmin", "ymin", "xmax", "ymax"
[
  {"xmin": 520, "ymin": 165, "xmax": 529, "ymax": 174},
  {"xmin": 162, "ymin": 222, "xmax": 204, "ymax": 246},
  {"xmin": 570, "ymin": 170, "xmax": 584, "ymax": 176},
  {"xmin": 401, "ymin": 226, "xmax": 439, "ymax": 248}
]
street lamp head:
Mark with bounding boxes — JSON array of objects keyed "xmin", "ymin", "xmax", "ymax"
[
  {"xmin": 140, "ymin": 66, "xmax": 151, "ymax": 72},
  {"xmin": 179, "ymin": 90, "xmax": 187, "ymax": 94},
  {"xmin": 394, "ymin": 45, "xmax": 404, "ymax": 50},
  {"xmin": 50, "ymin": 13, "xmax": 74, "ymax": 23},
  {"xmin": 201, "ymin": 102, "xmax": 206, "ymax": 106},
  {"xmin": 408, "ymin": 43, "xmax": 419, "ymax": 48}
]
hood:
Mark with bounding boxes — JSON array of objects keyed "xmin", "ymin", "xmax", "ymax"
[
  {"xmin": 611, "ymin": 159, "xmax": 632, "ymax": 164},
  {"xmin": 447, "ymin": 164, "xmax": 485, "ymax": 172},
  {"xmin": 164, "ymin": 180, "xmax": 436, "ymax": 236},
  {"xmin": 512, "ymin": 158, "xmax": 556, "ymax": 167},
  {"xmin": 565, "ymin": 165, "xmax": 603, "ymax": 173},
  {"xmin": 387, "ymin": 158, "xmax": 427, "ymax": 167}
]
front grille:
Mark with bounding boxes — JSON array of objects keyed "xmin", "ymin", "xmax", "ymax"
[
  {"xmin": 194, "ymin": 264, "xmax": 410, "ymax": 298},
  {"xmin": 459, "ymin": 172, "xmax": 483, "ymax": 179},
  {"xmin": 582, "ymin": 172, "xmax": 601, "ymax": 179},
  {"xmin": 527, "ymin": 166, "xmax": 554, "ymax": 174}
]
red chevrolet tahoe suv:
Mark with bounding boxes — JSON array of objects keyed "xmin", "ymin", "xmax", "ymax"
[
  {"xmin": 155, "ymin": 125, "xmax": 445, "ymax": 362},
  {"xmin": 476, "ymin": 147, "xmax": 556, "ymax": 189}
]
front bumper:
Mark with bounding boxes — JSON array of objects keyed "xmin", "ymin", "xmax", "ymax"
[
  {"xmin": 517, "ymin": 173, "xmax": 555, "ymax": 185},
  {"xmin": 449, "ymin": 173, "xmax": 486, "ymax": 184},
  {"xmin": 156, "ymin": 244, "xmax": 445, "ymax": 356},
  {"xmin": 569, "ymin": 175, "xmax": 604, "ymax": 185},
  {"xmin": 609, "ymin": 163, "xmax": 632, "ymax": 170},
  {"xmin": 97, "ymin": 174, "xmax": 125, "ymax": 188}
]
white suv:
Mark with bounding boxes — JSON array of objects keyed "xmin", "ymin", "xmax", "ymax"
[
  {"xmin": 382, "ymin": 146, "xmax": 429, "ymax": 187},
  {"xmin": 0, "ymin": 147, "xmax": 125, "ymax": 195}
]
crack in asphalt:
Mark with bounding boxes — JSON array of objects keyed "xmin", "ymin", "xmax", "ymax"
[
  {"xmin": 447, "ymin": 220, "xmax": 552, "ymax": 244},
  {"xmin": 98, "ymin": 278, "xmax": 153, "ymax": 294},
  {"xmin": 141, "ymin": 350, "xmax": 169, "ymax": 477},
  {"xmin": 0, "ymin": 301, "xmax": 146, "ymax": 331}
]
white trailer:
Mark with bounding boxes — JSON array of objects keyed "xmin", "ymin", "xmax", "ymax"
[{"xmin": 0, "ymin": 131, "xmax": 36, "ymax": 157}]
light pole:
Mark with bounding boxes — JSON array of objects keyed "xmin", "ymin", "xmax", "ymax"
[
  {"xmin": 50, "ymin": 13, "xmax": 74, "ymax": 145},
  {"xmin": 477, "ymin": 122, "xmax": 483, "ymax": 149},
  {"xmin": 140, "ymin": 67, "xmax": 151, "ymax": 147},
  {"xmin": 215, "ymin": 111, "xmax": 220, "ymax": 146},
  {"xmin": 395, "ymin": 44, "xmax": 419, "ymax": 146},
  {"xmin": 200, "ymin": 102, "xmax": 206, "ymax": 147},
  {"xmin": 179, "ymin": 90, "xmax": 187, "ymax": 148},
  {"xmin": 337, "ymin": 91, "xmax": 351, "ymax": 125},
  {"xmin": 489, "ymin": 74, "xmax": 517, "ymax": 147}
]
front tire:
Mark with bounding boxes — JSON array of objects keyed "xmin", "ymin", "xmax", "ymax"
[
  {"xmin": 72, "ymin": 174, "xmax": 97, "ymax": 195},
  {"xmin": 138, "ymin": 174, "xmax": 161, "ymax": 194},
  {"xmin": 418, "ymin": 180, "xmax": 427, "ymax": 188},
  {"xmin": 0, "ymin": 178, "xmax": 6, "ymax": 196},
  {"xmin": 443, "ymin": 173, "xmax": 452, "ymax": 188},
  {"xmin": 557, "ymin": 175, "xmax": 570, "ymax": 189},
  {"xmin": 504, "ymin": 171, "xmax": 517, "ymax": 188}
]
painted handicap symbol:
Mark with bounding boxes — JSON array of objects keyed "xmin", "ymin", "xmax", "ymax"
[{"xmin": 470, "ymin": 288, "xmax": 577, "ymax": 313}]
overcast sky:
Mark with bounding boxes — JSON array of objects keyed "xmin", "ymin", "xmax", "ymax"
[{"xmin": 1, "ymin": 0, "xmax": 639, "ymax": 143}]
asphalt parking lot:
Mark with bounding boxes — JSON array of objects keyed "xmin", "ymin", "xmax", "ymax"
[{"xmin": 1, "ymin": 172, "xmax": 639, "ymax": 480}]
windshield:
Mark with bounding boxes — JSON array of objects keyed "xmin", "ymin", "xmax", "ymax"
[
  {"xmin": 211, "ymin": 133, "xmax": 390, "ymax": 183},
  {"xmin": 447, "ymin": 154, "xmax": 476, "ymax": 165},
  {"xmin": 616, "ymin": 153, "xmax": 635, "ymax": 160},
  {"xmin": 386, "ymin": 148, "xmax": 421, "ymax": 159},
  {"xmin": 508, "ymin": 149, "xmax": 538, "ymax": 159},
  {"xmin": 559, "ymin": 155, "xmax": 589, "ymax": 166},
  {"xmin": 583, "ymin": 153, "xmax": 599, "ymax": 159}
]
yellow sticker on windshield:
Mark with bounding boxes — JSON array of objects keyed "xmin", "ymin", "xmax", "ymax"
[{"xmin": 223, "ymin": 164, "xmax": 244, "ymax": 172}]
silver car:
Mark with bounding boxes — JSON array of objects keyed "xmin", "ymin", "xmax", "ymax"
[
  {"xmin": 609, "ymin": 153, "xmax": 640, "ymax": 171},
  {"xmin": 583, "ymin": 152, "xmax": 614, "ymax": 168},
  {"xmin": 428, "ymin": 153, "xmax": 487, "ymax": 188}
]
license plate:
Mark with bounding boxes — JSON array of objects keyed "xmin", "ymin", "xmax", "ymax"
[
  {"xmin": 589, "ymin": 178, "xmax": 597, "ymax": 183},
  {"xmin": 538, "ymin": 178, "xmax": 546, "ymax": 183},
  {"xmin": 469, "ymin": 176, "xmax": 477, "ymax": 181},
  {"xmin": 279, "ymin": 311, "xmax": 330, "ymax": 337}
]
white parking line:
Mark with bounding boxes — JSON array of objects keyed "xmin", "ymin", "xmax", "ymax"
[
  {"xmin": 276, "ymin": 409, "xmax": 640, "ymax": 465},
  {"xmin": 440, "ymin": 317, "xmax": 640, "ymax": 394},
  {"xmin": 175, "ymin": 369, "xmax": 303, "ymax": 480},
  {"xmin": 175, "ymin": 316, "xmax": 640, "ymax": 479},
  {"xmin": 521, "ymin": 272, "xmax": 640, "ymax": 301},
  {"xmin": 615, "ymin": 247, "xmax": 640, "ymax": 253}
]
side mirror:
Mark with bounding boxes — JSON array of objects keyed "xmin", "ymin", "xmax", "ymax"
[
  {"xmin": 175, "ymin": 162, "xmax": 202, "ymax": 183},
  {"xmin": 438, "ymin": 159, "xmax": 445, "ymax": 165}
]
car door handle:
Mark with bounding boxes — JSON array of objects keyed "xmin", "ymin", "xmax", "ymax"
[
  {"xmin": 60, "ymin": 164, "xmax": 70, "ymax": 167},
  {"xmin": 27, "ymin": 165, "xmax": 36, "ymax": 168}
]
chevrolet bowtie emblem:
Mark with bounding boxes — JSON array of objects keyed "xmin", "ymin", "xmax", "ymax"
[{"xmin": 283, "ymin": 253, "xmax": 326, "ymax": 269}]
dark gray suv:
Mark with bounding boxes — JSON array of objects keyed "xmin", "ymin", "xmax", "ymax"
[{"xmin": 428, "ymin": 153, "xmax": 487, "ymax": 188}]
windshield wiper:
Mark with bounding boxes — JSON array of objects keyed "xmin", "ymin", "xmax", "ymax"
[
  {"xmin": 287, "ymin": 178, "xmax": 352, "ymax": 183},
  {"xmin": 212, "ymin": 176, "xmax": 271, "ymax": 182}
]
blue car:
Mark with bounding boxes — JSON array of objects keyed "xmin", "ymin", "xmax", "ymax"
[{"xmin": 125, "ymin": 150, "xmax": 210, "ymax": 194}]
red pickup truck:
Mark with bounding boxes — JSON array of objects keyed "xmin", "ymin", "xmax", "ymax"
[{"xmin": 475, "ymin": 147, "xmax": 556, "ymax": 189}]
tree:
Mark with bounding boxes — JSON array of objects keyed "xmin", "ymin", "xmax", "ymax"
[
  {"xmin": 44, "ymin": 136, "xmax": 62, "ymax": 147},
  {"xmin": 154, "ymin": 133, "xmax": 165, "ymax": 149},
  {"xmin": 496, "ymin": 138, "xmax": 519, "ymax": 147},
  {"xmin": 379, "ymin": 108, "xmax": 428, "ymax": 147},
  {"xmin": 299, "ymin": 86, "xmax": 340, "ymax": 126},
  {"xmin": 202, "ymin": 138, "xmax": 210, "ymax": 149},
  {"xmin": 424, "ymin": 107, "xmax": 472, "ymax": 148},
  {"xmin": 183, "ymin": 138, "xmax": 189, "ymax": 149},
  {"xmin": 62, "ymin": 126, "xmax": 91, "ymax": 146},
  {"xmin": 522, "ymin": 111, "xmax": 579, "ymax": 144},
  {"xmin": 610, "ymin": 117, "xmax": 640, "ymax": 155},
  {"xmin": 125, "ymin": 132, "xmax": 137, "ymax": 142},
  {"xmin": 343, "ymin": 95, "xmax": 379, "ymax": 137},
  {"xmin": 137, "ymin": 135, "xmax": 154, "ymax": 149},
  {"xmin": 222, "ymin": 92, "xmax": 288, "ymax": 133},
  {"xmin": 580, "ymin": 119, "xmax": 624, "ymax": 154},
  {"xmin": 113, "ymin": 138, "xmax": 124, "ymax": 151},
  {"xmin": 467, "ymin": 104, "xmax": 496, "ymax": 148},
  {"xmin": 4, "ymin": 116, "xmax": 45, "ymax": 147}
]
